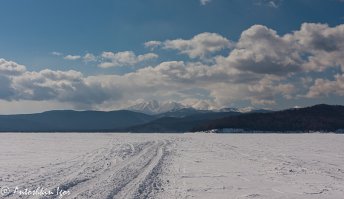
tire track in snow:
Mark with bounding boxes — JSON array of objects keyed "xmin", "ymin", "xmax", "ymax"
[
  {"xmin": 114, "ymin": 140, "xmax": 167, "ymax": 199},
  {"xmin": 2, "ymin": 139, "xmax": 170, "ymax": 199},
  {"xmin": 63, "ymin": 140, "xmax": 165, "ymax": 199}
]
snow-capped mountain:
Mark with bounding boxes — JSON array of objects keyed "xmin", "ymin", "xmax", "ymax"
[
  {"xmin": 189, "ymin": 101, "xmax": 260, "ymax": 113},
  {"xmin": 127, "ymin": 100, "xmax": 187, "ymax": 115},
  {"xmin": 127, "ymin": 100, "xmax": 266, "ymax": 115},
  {"xmin": 238, "ymin": 107, "xmax": 256, "ymax": 113},
  {"xmin": 218, "ymin": 107, "xmax": 265, "ymax": 113}
]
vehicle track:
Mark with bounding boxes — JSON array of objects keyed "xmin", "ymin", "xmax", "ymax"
[{"xmin": 2, "ymin": 139, "xmax": 170, "ymax": 199}]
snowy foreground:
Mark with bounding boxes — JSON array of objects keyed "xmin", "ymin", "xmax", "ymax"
[{"xmin": 0, "ymin": 133, "xmax": 343, "ymax": 199}]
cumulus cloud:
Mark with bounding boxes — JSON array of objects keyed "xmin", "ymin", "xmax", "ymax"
[
  {"xmin": 12, "ymin": 69, "xmax": 84, "ymax": 100},
  {"xmin": 0, "ymin": 59, "xmax": 120, "ymax": 107},
  {"xmin": 135, "ymin": 23, "xmax": 344, "ymax": 106},
  {"xmin": 146, "ymin": 32, "xmax": 232, "ymax": 59},
  {"xmin": 0, "ymin": 59, "xmax": 26, "ymax": 100},
  {"xmin": 248, "ymin": 76, "xmax": 295, "ymax": 104},
  {"xmin": 0, "ymin": 59, "xmax": 26, "ymax": 76},
  {"xmin": 83, "ymin": 53, "xmax": 97, "ymax": 62},
  {"xmin": 143, "ymin": 22, "xmax": 340, "ymax": 77},
  {"xmin": 294, "ymin": 23, "xmax": 342, "ymax": 52},
  {"xmin": 64, "ymin": 55, "xmax": 81, "ymax": 60},
  {"xmin": 215, "ymin": 23, "xmax": 344, "ymax": 76},
  {"xmin": 10, "ymin": 69, "xmax": 122, "ymax": 108},
  {"xmin": 122, "ymin": 60, "xmax": 279, "ymax": 107},
  {"xmin": 0, "ymin": 58, "xmax": 243, "ymax": 109},
  {"xmin": 99, "ymin": 51, "xmax": 158, "ymax": 68},
  {"xmin": 293, "ymin": 23, "xmax": 344, "ymax": 71},
  {"xmin": 306, "ymin": 74, "xmax": 344, "ymax": 98},
  {"xmin": 164, "ymin": 33, "xmax": 232, "ymax": 59},
  {"xmin": 224, "ymin": 25, "xmax": 302, "ymax": 75}
]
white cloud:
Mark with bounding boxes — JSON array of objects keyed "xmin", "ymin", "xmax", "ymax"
[
  {"xmin": 255, "ymin": 0, "xmax": 283, "ymax": 8},
  {"xmin": 224, "ymin": 25, "xmax": 302, "ymax": 75},
  {"xmin": 2, "ymin": 23, "xmax": 344, "ymax": 111},
  {"xmin": 144, "ymin": 41, "xmax": 162, "ymax": 50},
  {"xmin": 248, "ymin": 76, "xmax": 295, "ymax": 104},
  {"xmin": 163, "ymin": 32, "xmax": 232, "ymax": 59},
  {"xmin": 268, "ymin": 1, "xmax": 279, "ymax": 8},
  {"xmin": 0, "ymin": 58, "xmax": 296, "ymax": 110},
  {"xmin": 55, "ymin": 52, "xmax": 96, "ymax": 62},
  {"xmin": 83, "ymin": 53, "xmax": 97, "ymax": 62},
  {"xmin": 293, "ymin": 23, "xmax": 344, "ymax": 71},
  {"xmin": 306, "ymin": 74, "xmax": 344, "ymax": 98},
  {"xmin": 0, "ymin": 59, "xmax": 120, "ymax": 107},
  {"xmin": 0, "ymin": 58, "xmax": 26, "ymax": 76},
  {"xmin": 200, "ymin": 0, "xmax": 212, "ymax": 6},
  {"xmin": 214, "ymin": 23, "xmax": 344, "ymax": 76},
  {"xmin": 99, "ymin": 51, "xmax": 158, "ymax": 68},
  {"xmin": 51, "ymin": 51, "xmax": 62, "ymax": 56},
  {"xmin": 0, "ymin": 100, "xmax": 74, "ymax": 114},
  {"xmin": 10, "ymin": 69, "xmax": 121, "ymax": 108},
  {"xmin": 64, "ymin": 55, "xmax": 81, "ymax": 60}
]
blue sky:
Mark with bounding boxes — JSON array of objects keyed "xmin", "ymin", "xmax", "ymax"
[{"xmin": 0, "ymin": 0, "xmax": 344, "ymax": 113}]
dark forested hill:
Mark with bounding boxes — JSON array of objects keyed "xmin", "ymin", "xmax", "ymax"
[
  {"xmin": 128, "ymin": 111, "xmax": 242, "ymax": 132},
  {"xmin": 192, "ymin": 104, "xmax": 344, "ymax": 132},
  {"xmin": 0, "ymin": 110, "xmax": 155, "ymax": 132},
  {"xmin": 0, "ymin": 104, "xmax": 342, "ymax": 132}
]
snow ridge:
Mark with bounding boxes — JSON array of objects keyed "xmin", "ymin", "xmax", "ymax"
[
  {"xmin": 127, "ymin": 100, "xmax": 186, "ymax": 115},
  {"xmin": 127, "ymin": 100, "xmax": 260, "ymax": 114}
]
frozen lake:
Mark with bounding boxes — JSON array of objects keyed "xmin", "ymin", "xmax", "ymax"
[{"xmin": 0, "ymin": 133, "xmax": 343, "ymax": 198}]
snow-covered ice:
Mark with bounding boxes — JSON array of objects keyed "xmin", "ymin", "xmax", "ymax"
[{"xmin": 0, "ymin": 133, "xmax": 343, "ymax": 199}]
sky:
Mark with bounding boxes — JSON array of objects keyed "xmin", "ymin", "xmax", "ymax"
[{"xmin": 0, "ymin": 0, "xmax": 344, "ymax": 114}]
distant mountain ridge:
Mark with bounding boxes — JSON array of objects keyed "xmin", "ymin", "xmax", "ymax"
[
  {"xmin": 0, "ymin": 110, "xmax": 155, "ymax": 132},
  {"xmin": 128, "ymin": 111, "xmax": 242, "ymax": 133},
  {"xmin": 193, "ymin": 104, "xmax": 344, "ymax": 133},
  {"xmin": 126, "ymin": 100, "xmax": 268, "ymax": 115},
  {"xmin": 0, "ymin": 104, "xmax": 342, "ymax": 133},
  {"xmin": 126, "ymin": 100, "xmax": 186, "ymax": 115}
]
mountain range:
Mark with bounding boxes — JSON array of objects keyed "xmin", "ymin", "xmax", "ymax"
[
  {"xmin": 127, "ymin": 100, "xmax": 187, "ymax": 115},
  {"xmin": 126, "ymin": 100, "xmax": 265, "ymax": 115},
  {"xmin": 0, "ymin": 102, "xmax": 343, "ymax": 133}
]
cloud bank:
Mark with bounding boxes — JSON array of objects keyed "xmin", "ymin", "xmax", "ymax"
[{"xmin": 1, "ymin": 23, "xmax": 344, "ymax": 111}]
